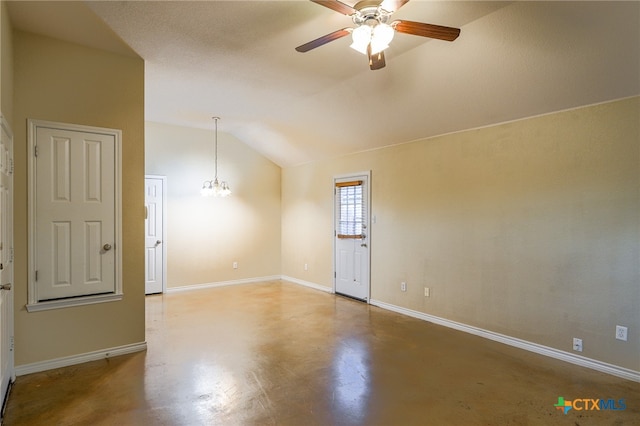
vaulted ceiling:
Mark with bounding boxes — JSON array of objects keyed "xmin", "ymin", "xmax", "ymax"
[{"xmin": 7, "ymin": 1, "xmax": 640, "ymax": 167}]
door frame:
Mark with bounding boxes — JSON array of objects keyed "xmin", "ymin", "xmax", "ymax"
[
  {"xmin": 145, "ymin": 175, "xmax": 167, "ymax": 294},
  {"xmin": 27, "ymin": 119, "xmax": 123, "ymax": 311},
  {"xmin": 0, "ymin": 114, "xmax": 14, "ymax": 416},
  {"xmin": 333, "ymin": 170, "xmax": 371, "ymax": 302}
]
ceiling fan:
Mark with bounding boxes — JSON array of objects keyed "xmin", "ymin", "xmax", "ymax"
[{"xmin": 295, "ymin": 0, "xmax": 460, "ymax": 70}]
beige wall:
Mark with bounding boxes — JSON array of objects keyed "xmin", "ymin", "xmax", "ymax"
[
  {"xmin": 5, "ymin": 7, "xmax": 635, "ymax": 375},
  {"xmin": 145, "ymin": 122, "xmax": 281, "ymax": 288},
  {"xmin": 1, "ymin": 1, "xmax": 12, "ymax": 123},
  {"xmin": 12, "ymin": 31, "xmax": 145, "ymax": 365},
  {"xmin": 282, "ymin": 97, "xmax": 640, "ymax": 371}
]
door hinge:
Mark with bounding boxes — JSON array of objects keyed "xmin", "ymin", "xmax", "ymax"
[
  {"xmin": 34, "ymin": 145, "xmax": 39, "ymax": 157},
  {"xmin": 35, "ymin": 270, "xmax": 38, "ymax": 281},
  {"xmin": 334, "ymin": 271, "xmax": 336, "ymax": 278},
  {"xmin": 10, "ymin": 157, "xmax": 14, "ymax": 174}
]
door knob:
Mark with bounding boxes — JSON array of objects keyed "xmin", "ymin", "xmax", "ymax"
[
  {"xmin": 103, "ymin": 243, "xmax": 112, "ymax": 251},
  {"xmin": 156, "ymin": 240, "xmax": 162, "ymax": 245},
  {"xmin": 0, "ymin": 283, "xmax": 11, "ymax": 290}
]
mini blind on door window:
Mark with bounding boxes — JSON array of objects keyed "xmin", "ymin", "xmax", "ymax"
[{"xmin": 336, "ymin": 180, "xmax": 364, "ymax": 239}]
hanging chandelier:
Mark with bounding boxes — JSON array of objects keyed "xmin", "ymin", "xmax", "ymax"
[{"xmin": 201, "ymin": 116, "xmax": 231, "ymax": 197}]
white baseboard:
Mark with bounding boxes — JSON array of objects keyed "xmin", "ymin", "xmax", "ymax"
[
  {"xmin": 15, "ymin": 342, "xmax": 147, "ymax": 376},
  {"xmin": 281, "ymin": 276, "xmax": 333, "ymax": 293},
  {"xmin": 370, "ymin": 299, "xmax": 639, "ymax": 383},
  {"xmin": 166, "ymin": 275, "xmax": 282, "ymax": 293}
]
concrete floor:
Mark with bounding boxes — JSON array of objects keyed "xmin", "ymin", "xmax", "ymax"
[{"xmin": 3, "ymin": 280, "xmax": 639, "ymax": 425}]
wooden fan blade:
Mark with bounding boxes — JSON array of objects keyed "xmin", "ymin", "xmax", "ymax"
[
  {"xmin": 392, "ymin": 20, "xmax": 460, "ymax": 41},
  {"xmin": 379, "ymin": 0, "xmax": 409, "ymax": 13},
  {"xmin": 295, "ymin": 28, "xmax": 351, "ymax": 53},
  {"xmin": 368, "ymin": 48, "xmax": 386, "ymax": 70},
  {"xmin": 310, "ymin": 0, "xmax": 356, "ymax": 16}
]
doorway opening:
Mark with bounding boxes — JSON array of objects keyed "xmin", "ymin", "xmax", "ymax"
[{"xmin": 145, "ymin": 175, "xmax": 166, "ymax": 294}]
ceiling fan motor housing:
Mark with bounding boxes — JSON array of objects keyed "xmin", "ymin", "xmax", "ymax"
[{"xmin": 352, "ymin": 0, "xmax": 392, "ymax": 26}]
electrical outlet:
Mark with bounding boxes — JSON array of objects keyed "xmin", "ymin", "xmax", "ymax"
[
  {"xmin": 424, "ymin": 287, "xmax": 430, "ymax": 297},
  {"xmin": 400, "ymin": 282, "xmax": 407, "ymax": 292},
  {"xmin": 616, "ymin": 325, "xmax": 628, "ymax": 341},
  {"xmin": 304, "ymin": 263, "xmax": 308, "ymax": 271},
  {"xmin": 233, "ymin": 261, "xmax": 238, "ymax": 269},
  {"xmin": 573, "ymin": 338, "xmax": 583, "ymax": 352}
]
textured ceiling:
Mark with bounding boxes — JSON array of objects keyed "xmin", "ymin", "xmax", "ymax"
[{"xmin": 7, "ymin": 1, "xmax": 640, "ymax": 167}]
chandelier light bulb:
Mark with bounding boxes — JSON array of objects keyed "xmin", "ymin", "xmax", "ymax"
[
  {"xmin": 201, "ymin": 180, "xmax": 216, "ymax": 196},
  {"xmin": 220, "ymin": 182, "xmax": 232, "ymax": 197}
]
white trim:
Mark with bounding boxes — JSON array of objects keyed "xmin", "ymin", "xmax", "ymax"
[
  {"xmin": 27, "ymin": 119, "xmax": 123, "ymax": 310},
  {"xmin": 166, "ymin": 276, "xmax": 282, "ymax": 293},
  {"xmin": 144, "ymin": 175, "xmax": 168, "ymax": 294},
  {"xmin": 14, "ymin": 342, "xmax": 147, "ymax": 376},
  {"xmin": 26, "ymin": 293, "xmax": 123, "ymax": 312},
  {"xmin": 370, "ymin": 299, "xmax": 640, "ymax": 383},
  {"xmin": 332, "ymin": 170, "xmax": 372, "ymax": 181},
  {"xmin": 281, "ymin": 276, "xmax": 333, "ymax": 293}
]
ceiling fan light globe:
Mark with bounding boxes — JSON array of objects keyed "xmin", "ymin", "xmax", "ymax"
[
  {"xmin": 372, "ymin": 23, "xmax": 394, "ymax": 48},
  {"xmin": 352, "ymin": 24, "xmax": 372, "ymax": 42},
  {"xmin": 369, "ymin": 38, "xmax": 390, "ymax": 55},
  {"xmin": 350, "ymin": 25, "xmax": 372, "ymax": 55},
  {"xmin": 350, "ymin": 41, "xmax": 370, "ymax": 55}
]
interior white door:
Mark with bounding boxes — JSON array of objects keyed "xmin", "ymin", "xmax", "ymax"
[
  {"xmin": 0, "ymin": 116, "xmax": 14, "ymax": 409},
  {"xmin": 145, "ymin": 176, "xmax": 165, "ymax": 294},
  {"xmin": 35, "ymin": 127, "xmax": 116, "ymax": 300},
  {"xmin": 334, "ymin": 174, "xmax": 370, "ymax": 301}
]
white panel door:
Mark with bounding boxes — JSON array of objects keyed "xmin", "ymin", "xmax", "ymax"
[
  {"xmin": 35, "ymin": 127, "xmax": 116, "ymax": 300},
  {"xmin": 145, "ymin": 176, "xmax": 165, "ymax": 294},
  {"xmin": 334, "ymin": 174, "xmax": 370, "ymax": 301},
  {"xmin": 0, "ymin": 117, "xmax": 14, "ymax": 410}
]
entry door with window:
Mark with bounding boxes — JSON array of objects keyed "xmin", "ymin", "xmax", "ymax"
[
  {"xmin": 0, "ymin": 116, "xmax": 14, "ymax": 411},
  {"xmin": 334, "ymin": 173, "xmax": 370, "ymax": 301},
  {"xmin": 145, "ymin": 176, "xmax": 165, "ymax": 294}
]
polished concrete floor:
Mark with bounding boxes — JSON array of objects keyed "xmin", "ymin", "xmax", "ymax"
[{"xmin": 3, "ymin": 280, "xmax": 639, "ymax": 425}]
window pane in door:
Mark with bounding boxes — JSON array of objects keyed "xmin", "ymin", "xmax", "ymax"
[{"xmin": 337, "ymin": 184, "xmax": 363, "ymax": 238}]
